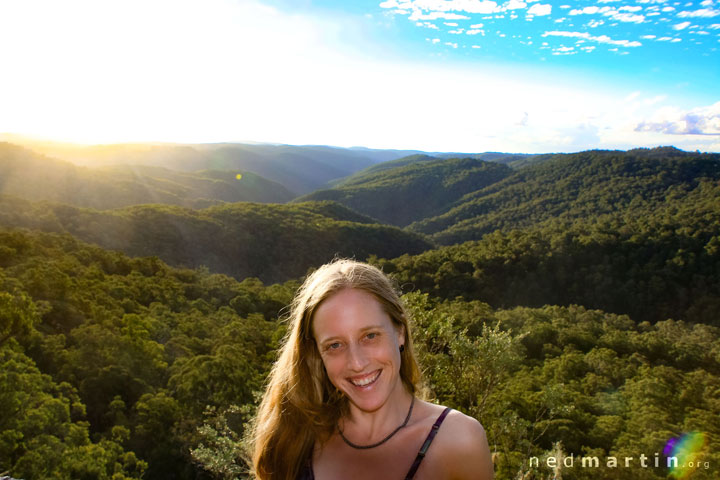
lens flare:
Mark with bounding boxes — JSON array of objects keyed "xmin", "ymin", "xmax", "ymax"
[
  {"xmin": 665, "ymin": 432, "xmax": 707, "ymax": 479},
  {"xmin": 236, "ymin": 174, "xmax": 243, "ymax": 180}
]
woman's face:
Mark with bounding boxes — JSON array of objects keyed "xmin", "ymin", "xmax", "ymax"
[{"xmin": 312, "ymin": 288, "xmax": 405, "ymax": 414}]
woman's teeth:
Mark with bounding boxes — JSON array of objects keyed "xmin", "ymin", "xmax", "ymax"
[{"xmin": 351, "ymin": 370, "xmax": 380, "ymax": 387}]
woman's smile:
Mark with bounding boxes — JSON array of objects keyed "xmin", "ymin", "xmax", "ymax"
[{"xmin": 348, "ymin": 369, "xmax": 381, "ymax": 388}]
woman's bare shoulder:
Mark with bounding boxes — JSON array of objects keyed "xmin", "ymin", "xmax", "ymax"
[{"xmin": 434, "ymin": 408, "xmax": 494, "ymax": 480}]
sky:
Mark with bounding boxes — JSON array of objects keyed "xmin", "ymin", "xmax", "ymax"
[{"xmin": 0, "ymin": 0, "xmax": 718, "ymax": 153}]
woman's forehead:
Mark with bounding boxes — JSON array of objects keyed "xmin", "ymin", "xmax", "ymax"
[{"xmin": 311, "ymin": 288, "xmax": 394, "ymax": 337}]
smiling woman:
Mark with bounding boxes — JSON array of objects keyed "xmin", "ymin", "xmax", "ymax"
[{"xmin": 250, "ymin": 259, "xmax": 493, "ymax": 480}]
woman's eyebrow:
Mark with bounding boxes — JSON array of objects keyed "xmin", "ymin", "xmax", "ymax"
[
  {"xmin": 358, "ymin": 325, "xmax": 384, "ymax": 332},
  {"xmin": 317, "ymin": 335, "xmax": 341, "ymax": 344},
  {"xmin": 317, "ymin": 325, "xmax": 384, "ymax": 343}
]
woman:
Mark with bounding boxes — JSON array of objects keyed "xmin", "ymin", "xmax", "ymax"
[{"xmin": 251, "ymin": 259, "xmax": 493, "ymax": 480}]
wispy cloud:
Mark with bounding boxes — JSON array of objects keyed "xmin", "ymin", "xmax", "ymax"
[
  {"xmin": 542, "ymin": 30, "xmax": 642, "ymax": 47},
  {"xmin": 677, "ymin": 8, "xmax": 720, "ymax": 18},
  {"xmin": 409, "ymin": 11, "xmax": 471, "ymax": 20}
]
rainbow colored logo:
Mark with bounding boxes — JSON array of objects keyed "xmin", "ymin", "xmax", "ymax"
[{"xmin": 664, "ymin": 432, "xmax": 707, "ymax": 479}]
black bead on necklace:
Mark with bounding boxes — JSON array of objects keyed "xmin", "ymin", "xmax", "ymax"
[{"xmin": 339, "ymin": 396, "xmax": 415, "ymax": 449}]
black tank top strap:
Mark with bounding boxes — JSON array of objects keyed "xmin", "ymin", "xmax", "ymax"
[{"xmin": 404, "ymin": 407, "xmax": 452, "ymax": 480}]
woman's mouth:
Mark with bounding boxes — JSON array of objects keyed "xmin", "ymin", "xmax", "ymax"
[{"xmin": 349, "ymin": 370, "xmax": 381, "ymax": 387}]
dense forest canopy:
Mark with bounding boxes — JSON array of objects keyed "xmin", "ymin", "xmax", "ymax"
[
  {"xmin": 409, "ymin": 147, "xmax": 720, "ymax": 244},
  {"xmin": 1, "ymin": 143, "xmax": 718, "ymax": 479}
]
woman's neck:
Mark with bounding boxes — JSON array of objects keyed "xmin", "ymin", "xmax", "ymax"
[{"xmin": 341, "ymin": 386, "xmax": 414, "ymax": 444}]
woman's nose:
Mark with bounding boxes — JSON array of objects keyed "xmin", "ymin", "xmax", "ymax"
[{"xmin": 347, "ymin": 344, "xmax": 369, "ymax": 371}]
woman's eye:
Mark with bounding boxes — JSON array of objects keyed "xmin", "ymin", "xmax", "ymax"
[
  {"xmin": 366, "ymin": 332, "xmax": 378, "ymax": 340},
  {"xmin": 327, "ymin": 342, "xmax": 341, "ymax": 350}
]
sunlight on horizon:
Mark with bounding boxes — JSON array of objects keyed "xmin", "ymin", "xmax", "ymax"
[{"xmin": 1, "ymin": 0, "xmax": 718, "ymax": 153}]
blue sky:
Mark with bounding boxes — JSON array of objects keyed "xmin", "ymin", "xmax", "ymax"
[{"xmin": 1, "ymin": 0, "xmax": 718, "ymax": 153}]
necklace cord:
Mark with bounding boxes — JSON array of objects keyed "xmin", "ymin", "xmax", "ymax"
[{"xmin": 339, "ymin": 396, "xmax": 415, "ymax": 449}]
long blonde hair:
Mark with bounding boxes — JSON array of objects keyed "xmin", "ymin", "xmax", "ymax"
[{"xmin": 250, "ymin": 259, "xmax": 421, "ymax": 480}]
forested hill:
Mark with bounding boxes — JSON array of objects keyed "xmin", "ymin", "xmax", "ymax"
[
  {"xmin": 372, "ymin": 172, "xmax": 720, "ymax": 326},
  {"xmin": 0, "ymin": 143, "xmax": 294, "ymax": 208},
  {"xmin": 409, "ymin": 147, "xmax": 720, "ymax": 244},
  {"xmin": 294, "ymin": 157, "xmax": 513, "ymax": 226},
  {"xmin": 0, "ymin": 196, "xmax": 432, "ymax": 283}
]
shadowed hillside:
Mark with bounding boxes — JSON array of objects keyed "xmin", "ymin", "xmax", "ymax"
[
  {"xmin": 295, "ymin": 156, "xmax": 512, "ymax": 226},
  {"xmin": 0, "ymin": 196, "xmax": 432, "ymax": 283}
]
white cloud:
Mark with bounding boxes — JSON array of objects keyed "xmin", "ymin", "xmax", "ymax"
[
  {"xmin": 642, "ymin": 34, "xmax": 657, "ymax": 39},
  {"xmin": 610, "ymin": 12, "xmax": 645, "ymax": 23},
  {"xmin": 542, "ymin": 30, "xmax": 642, "ymax": 47},
  {"xmin": 449, "ymin": 28, "xmax": 465, "ymax": 33},
  {"xmin": 528, "ymin": 3, "xmax": 552, "ymax": 15},
  {"xmin": 619, "ymin": 5, "xmax": 643, "ymax": 12},
  {"xmin": 701, "ymin": 0, "xmax": 715, "ymax": 6},
  {"xmin": 567, "ymin": 5, "xmax": 649, "ymax": 23},
  {"xmin": 417, "ymin": 21, "xmax": 440, "ymax": 28},
  {"xmin": 673, "ymin": 21, "xmax": 692, "ymax": 30},
  {"xmin": 471, "ymin": 23, "xmax": 485, "ymax": 27},
  {"xmin": 570, "ymin": 6, "xmax": 600, "ymax": 15},
  {"xmin": 444, "ymin": 22, "xmax": 459, "ymax": 26},
  {"xmin": 504, "ymin": 0, "xmax": 527, "ymax": 10},
  {"xmin": 587, "ymin": 19, "xmax": 605, "ymax": 27},
  {"xmin": 709, "ymin": 23, "xmax": 720, "ymax": 28},
  {"xmin": 553, "ymin": 46, "xmax": 577, "ymax": 55},
  {"xmin": 445, "ymin": 41, "xmax": 459, "ymax": 48},
  {"xmin": 662, "ymin": 6, "xmax": 675, "ymax": 11},
  {"xmin": 677, "ymin": 8, "xmax": 720, "ymax": 17},
  {"xmin": 635, "ymin": 101, "xmax": 720, "ymax": 135},
  {"xmin": 466, "ymin": 28, "xmax": 485, "ymax": 34}
]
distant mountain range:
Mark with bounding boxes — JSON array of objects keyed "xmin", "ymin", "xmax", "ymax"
[
  {"xmin": 0, "ymin": 137, "xmax": 435, "ymax": 195},
  {"xmin": 0, "ymin": 143, "xmax": 294, "ymax": 208}
]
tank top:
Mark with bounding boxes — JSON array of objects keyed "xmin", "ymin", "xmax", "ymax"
[{"xmin": 298, "ymin": 407, "xmax": 452, "ymax": 480}]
